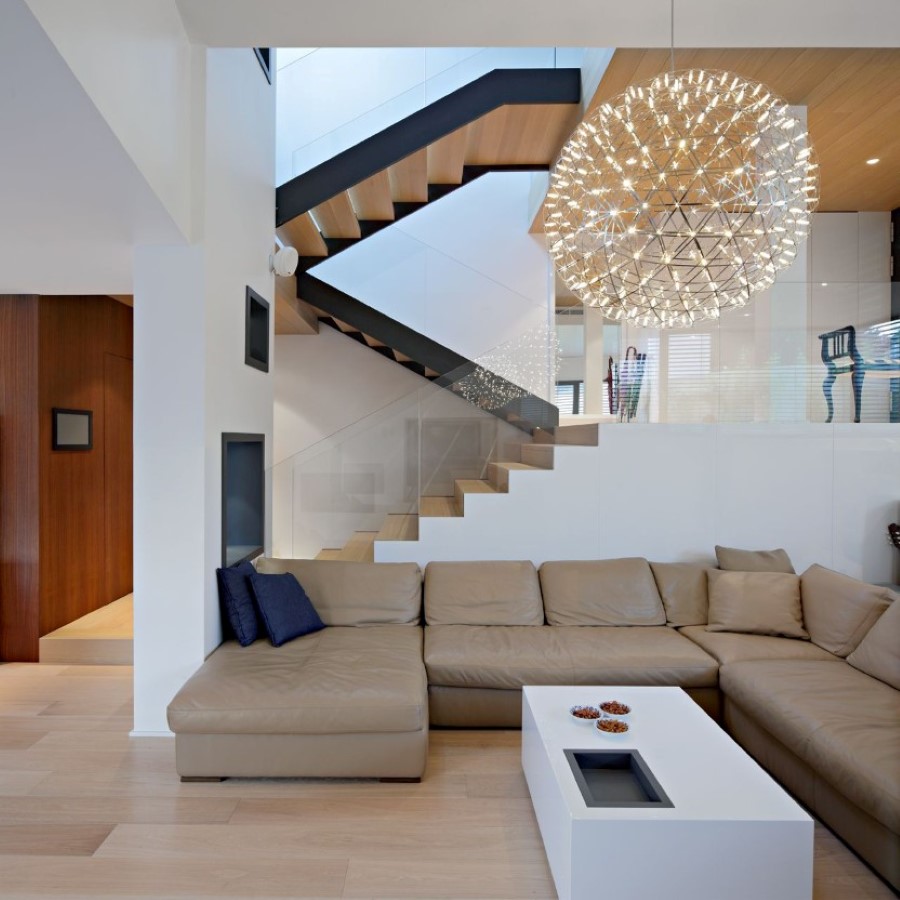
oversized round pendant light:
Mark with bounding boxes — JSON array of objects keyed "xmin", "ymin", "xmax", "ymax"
[{"xmin": 545, "ymin": 68, "xmax": 818, "ymax": 328}]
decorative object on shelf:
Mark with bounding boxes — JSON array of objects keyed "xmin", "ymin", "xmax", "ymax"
[
  {"xmin": 617, "ymin": 346, "xmax": 647, "ymax": 422},
  {"xmin": 51, "ymin": 408, "xmax": 92, "ymax": 451},
  {"xmin": 545, "ymin": 61, "xmax": 818, "ymax": 327}
]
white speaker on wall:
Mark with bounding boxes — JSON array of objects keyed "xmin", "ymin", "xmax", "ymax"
[{"xmin": 269, "ymin": 246, "xmax": 299, "ymax": 277}]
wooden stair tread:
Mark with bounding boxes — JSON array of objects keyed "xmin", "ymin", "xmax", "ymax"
[
  {"xmin": 276, "ymin": 212, "xmax": 328, "ymax": 257},
  {"xmin": 533, "ymin": 423, "xmax": 600, "ymax": 446},
  {"xmin": 316, "ymin": 532, "xmax": 377, "ymax": 562},
  {"xmin": 427, "ymin": 124, "xmax": 469, "ymax": 184},
  {"xmin": 490, "ymin": 461, "xmax": 543, "ymax": 471},
  {"xmin": 455, "ymin": 479, "xmax": 497, "ymax": 494},
  {"xmin": 376, "ymin": 514, "xmax": 419, "ymax": 542},
  {"xmin": 388, "ymin": 149, "xmax": 428, "ymax": 202},
  {"xmin": 419, "ymin": 496, "xmax": 460, "ymax": 518},
  {"xmin": 311, "ymin": 191, "xmax": 361, "ymax": 239},
  {"xmin": 348, "ymin": 170, "xmax": 395, "ymax": 221}
]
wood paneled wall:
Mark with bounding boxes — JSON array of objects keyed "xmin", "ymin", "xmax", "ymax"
[
  {"xmin": 0, "ymin": 296, "xmax": 41, "ymax": 662},
  {"xmin": 0, "ymin": 295, "xmax": 132, "ymax": 661}
]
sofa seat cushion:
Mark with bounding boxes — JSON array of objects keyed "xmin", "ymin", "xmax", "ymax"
[
  {"xmin": 680, "ymin": 626, "xmax": 838, "ymax": 666},
  {"xmin": 720, "ymin": 659, "xmax": 900, "ymax": 833},
  {"xmin": 424, "ymin": 625, "xmax": 718, "ymax": 690},
  {"xmin": 167, "ymin": 626, "xmax": 426, "ymax": 736}
]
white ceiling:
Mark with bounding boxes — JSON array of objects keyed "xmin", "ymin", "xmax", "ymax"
[
  {"xmin": 0, "ymin": 0, "xmax": 184, "ymax": 295},
  {"xmin": 175, "ymin": 0, "xmax": 900, "ymax": 49}
]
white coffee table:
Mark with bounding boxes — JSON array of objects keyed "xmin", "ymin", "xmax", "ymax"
[{"xmin": 522, "ymin": 686, "xmax": 813, "ymax": 900}]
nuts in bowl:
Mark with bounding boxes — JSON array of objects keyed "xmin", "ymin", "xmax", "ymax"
[
  {"xmin": 569, "ymin": 705, "xmax": 601, "ymax": 722},
  {"xmin": 598, "ymin": 700, "xmax": 631, "ymax": 717},
  {"xmin": 596, "ymin": 717, "xmax": 630, "ymax": 735}
]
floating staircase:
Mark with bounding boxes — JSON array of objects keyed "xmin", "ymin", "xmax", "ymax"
[
  {"xmin": 275, "ymin": 68, "xmax": 581, "ymax": 432},
  {"xmin": 276, "ymin": 67, "xmax": 595, "ymax": 559}
]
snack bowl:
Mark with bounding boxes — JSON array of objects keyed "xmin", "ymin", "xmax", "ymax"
[
  {"xmin": 598, "ymin": 700, "xmax": 631, "ymax": 718},
  {"xmin": 595, "ymin": 716, "xmax": 630, "ymax": 736},
  {"xmin": 569, "ymin": 704, "xmax": 602, "ymax": 723}
]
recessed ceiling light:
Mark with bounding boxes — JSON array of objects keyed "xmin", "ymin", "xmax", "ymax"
[
  {"xmin": 821, "ymin": 282, "xmax": 828, "ymax": 287},
  {"xmin": 866, "ymin": 158, "xmax": 880, "ymax": 165}
]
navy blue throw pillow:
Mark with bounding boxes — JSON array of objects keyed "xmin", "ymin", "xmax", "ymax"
[
  {"xmin": 216, "ymin": 561, "xmax": 261, "ymax": 646},
  {"xmin": 249, "ymin": 571, "xmax": 325, "ymax": 647}
]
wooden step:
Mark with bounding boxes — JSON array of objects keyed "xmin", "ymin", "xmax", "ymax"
[
  {"xmin": 427, "ymin": 124, "xmax": 470, "ymax": 184},
  {"xmin": 39, "ymin": 595, "xmax": 133, "ymax": 666},
  {"xmin": 532, "ymin": 423, "xmax": 600, "ymax": 446},
  {"xmin": 465, "ymin": 103, "xmax": 580, "ymax": 165},
  {"xmin": 487, "ymin": 461, "xmax": 544, "ymax": 492},
  {"xmin": 453, "ymin": 479, "xmax": 497, "ymax": 514},
  {"xmin": 376, "ymin": 514, "xmax": 419, "ymax": 542},
  {"xmin": 519, "ymin": 443, "xmax": 555, "ymax": 468},
  {"xmin": 274, "ymin": 278, "xmax": 319, "ymax": 335},
  {"xmin": 311, "ymin": 191, "xmax": 361, "ymax": 239},
  {"xmin": 419, "ymin": 495, "xmax": 459, "ymax": 518},
  {"xmin": 348, "ymin": 170, "xmax": 395, "ymax": 220},
  {"xmin": 276, "ymin": 211, "xmax": 328, "ymax": 256},
  {"xmin": 315, "ymin": 531, "xmax": 377, "ymax": 562},
  {"xmin": 388, "ymin": 149, "xmax": 428, "ymax": 202}
]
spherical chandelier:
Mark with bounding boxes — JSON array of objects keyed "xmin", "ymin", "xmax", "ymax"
[{"xmin": 545, "ymin": 68, "xmax": 818, "ymax": 328}]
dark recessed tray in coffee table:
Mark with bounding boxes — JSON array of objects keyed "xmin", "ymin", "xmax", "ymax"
[{"xmin": 564, "ymin": 749, "xmax": 673, "ymax": 809}]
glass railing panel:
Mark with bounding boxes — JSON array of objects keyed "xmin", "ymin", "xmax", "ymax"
[
  {"xmin": 282, "ymin": 47, "xmax": 561, "ymax": 180},
  {"xmin": 573, "ymin": 283, "xmax": 899, "ymax": 426},
  {"xmin": 270, "ymin": 329, "xmax": 559, "ymax": 559}
]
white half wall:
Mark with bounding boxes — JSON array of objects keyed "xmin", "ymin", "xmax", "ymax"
[
  {"xmin": 376, "ymin": 424, "xmax": 900, "ymax": 585},
  {"xmin": 133, "ymin": 47, "xmax": 275, "ymax": 735}
]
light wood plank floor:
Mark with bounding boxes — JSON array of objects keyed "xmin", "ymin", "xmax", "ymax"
[{"xmin": 0, "ymin": 663, "xmax": 894, "ymax": 899}]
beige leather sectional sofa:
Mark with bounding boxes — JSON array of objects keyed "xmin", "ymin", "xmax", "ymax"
[{"xmin": 167, "ymin": 555, "xmax": 899, "ymax": 889}]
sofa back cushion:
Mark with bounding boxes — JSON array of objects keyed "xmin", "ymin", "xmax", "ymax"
[
  {"xmin": 846, "ymin": 596, "xmax": 900, "ymax": 689},
  {"xmin": 540, "ymin": 558, "xmax": 666, "ymax": 626},
  {"xmin": 254, "ymin": 558, "xmax": 422, "ymax": 626},
  {"xmin": 424, "ymin": 561, "xmax": 543, "ymax": 626},
  {"xmin": 715, "ymin": 545, "xmax": 795, "ymax": 573},
  {"xmin": 650, "ymin": 562, "xmax": 708, "ymax": 626},
  {"xmin": 706, "ymin": 570, "xmax": 808, "ymax": 639},
  {"xmin": 800, "ymin": 564, "xmax": 893, "ymax": 657}
]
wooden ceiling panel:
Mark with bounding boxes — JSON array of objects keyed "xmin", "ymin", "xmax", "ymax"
[{"xmin": 586, "ymin": 48, "xmax": 900, "ymax": 211}]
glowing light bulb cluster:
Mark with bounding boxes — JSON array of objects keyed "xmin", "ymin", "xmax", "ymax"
[
  {"xmin": 455, "ymin": 324, "xmax": 560, "ymax": 410},
  {"xmin": 545, "ymin": 69, "xmax": 818, "ymax": 328}
]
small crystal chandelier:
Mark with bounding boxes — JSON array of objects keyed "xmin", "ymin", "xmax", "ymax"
[{"xmin": 545, "ymin": 68, "xmax": 818, "ymax": 328}]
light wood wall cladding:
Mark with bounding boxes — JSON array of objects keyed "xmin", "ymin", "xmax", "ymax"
[
  {"xmin": 587, "ymin": 49, "xmax": 900, "ymax": 212},
  {"xmin": 0, "ymin": 296, "xmax": 133, "ymax": 661},
  {"xmin": 465, "ymin": 104, "xmax": 580, "ymax": 165},
  {"xmin": 388, "ymin": 149, "xmax": 429, "ymax": 201},
  {"xmin": 348, "ymin": 171, "xmax": 395, "ymax": 220},
  {"xmin": 427, "ymin": 125, "xmax": 470, "ymax": 184},
  {"xmin": 38, "ymin": 297, "xmax": 133, "ymax": 640},
  {"xmin": 276, "ymin": 213, "xmax": 327, "ymax": 257},
  {"xmin": 0, "ymin": 296, "xmax": 41, "ymax": 662}
]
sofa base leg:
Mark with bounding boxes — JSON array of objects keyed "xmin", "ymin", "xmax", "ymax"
[
  {"xmin": 380, "ymin": 777, "xmax": 421, "ymax": 783},
  {"xmin": 181, "ymin": 776, "xmax": 226, "ymax": 783}
]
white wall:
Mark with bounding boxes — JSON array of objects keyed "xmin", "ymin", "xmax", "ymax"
[
  {"xmin": 177, "ymin": 0, "xmax": 900, "ymax": 49},
  {"xmin": 312, "ymin": 173, "xmax": 553, "ymax": 361},
  {"xmin": 25, "ymin": 0, "xmax": 195, "ymax": 240},
  {"xmin": 133, "ymin": 47, "xmax": 275, "ymax": 735},
  {"xmin": 377, "ymin": 424, "xmax": 900, "ymax": 585},
  {"xmin": 0, "ymin": 0, "xmax": 184, "ymax": 295}
]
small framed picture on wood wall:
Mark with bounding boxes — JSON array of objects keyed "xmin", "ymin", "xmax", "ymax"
[{"xmin": 52, "ymin": 408, "xmax": 93, "ymax": 451}]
